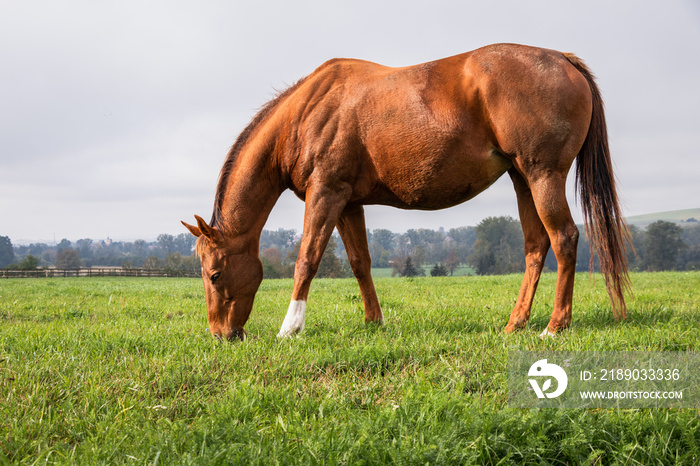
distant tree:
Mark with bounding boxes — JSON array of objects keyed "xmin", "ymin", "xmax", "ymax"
[
  {"xmin": 401, "ymin": 256, "xmax": 423, "ymax": 277},
  {"xmin": 41, "ymin": 249, "xmax": 56, "ymax": 267},
  {"xmin": 27, "ymin": 243, "xmax": 50, "ymax": 257},
  {"xmin": 260, "ymin": 247, "xmax": 293, "ymax": 279},
  {"xmin": 394, "ymin": 234, "xmax": 411, "ymax": 257},
  {"xmin": 411, "ymin": 229, "xmax": 445, "ymax": 264},
  {"xmin": 0, "ymin": 236, "xmax": 14, "ymax": 268},
  {"xmin": 447, "ymin": 226, "xmax": 477, "ymax": 263},
  {"xmin": 468, "ymin": 216, "xmax": 524, "ymax": 275},
  {"xmin": 372, "ymin": 229, "xmax": 395, "ymax": 251},
  {"xmin": 55, "ymin": 249, "xmax": 81, "ymax": 268},
  {"xmin": 369, "ymin": 229, "xmax": 394, "ymax": 268},
  {"xmin": 389, "ymin": 256, "xmax": 404, "ymax": 277},
  {"xmin": 132, "ymin": 239, "xmax": 148, "ymax": 258},
  {"xmin": 161, "ymin": 252, "xmax": 198, "ymax": 275},
  {"xmin": 447, "ymin": 226, "xmax": 476, "ymax": 244},
  {"xmin": 645, "ymin": 221, "xmax": 685, "ymax": 271},
  {"xmin": 143, "ymin": 256, "xmax": 161, "ymax": 270},
  {"xmin": 260, "ymin": 228, "xmax": 296, "ymax": 253},
  {"xmin": 316, "ymin": 236, "xmax": 346, "ymax": 278},
  {"xmin": 261, "ymin": 247, "xmax": 283, "ymax": 265},
  {"xmin": 443, "ymin": 250, "xmax": 461, "ymax": 276},
  {"xmin": 678, "ymin": 246, "xmax": 700, "ymax": 271},
  {"xmin": 678, "ymin": 224, "xmax": 700, "ymax": 270},
  {"xmin": 626, "ymin": 225, "xmax": 645, "ymax": 271},
  {"xmin": 681, "ymin": 224, "xmax": 700, "ymax": 248},
  {"xmin": 157, "ymin": 234, "xmax": 176, "ymax": 257},
  {"xmin": 378, "ymin": 250, "xmax": 391, "ymax": 268},
  {"xmin": 412, "ymin": 244, "xmax": 427, "ymax": 268},
  {"xmin": 430, "ymin": 263, "xmax": 448, "ymax": 277},
  {"xmin": 416, "ymin": 228, "xmax": 445, "ymax": 246},
  {"xmin": 261, "ymin": 258, "xmax": 282, "ymax": 278},
  {"xmin": 17, "ymin": 255, "xmax": 39, "ymax": 270},
  {"xmin": 57, "ymin": 238, "xmax": 72, "ymax": 251},
  {"xmin": 174, "ymin": 233, "xmax": 196, "ymax": 255},
  {"xmin": 368, "ymin": 241, "xmax": 383, "ymax": 266},
  {"xmin": 76, "ymin": 238, "xmax": 93, "ymax": 259},
  {"xmin": 286, "ymin": 240, "xmax": 301, "ymax": 264},
  {"xmin": 406, "ymin": 229, "xmax": 421, "ymax": 249},
  {"xmin": 164, "ymin": 252, "xmax": 183, "ymax": 273}
]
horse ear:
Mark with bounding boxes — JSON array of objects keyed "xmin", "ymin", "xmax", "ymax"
[
  {"xmin": 181, "ymin": 219, "xmax": 202, "ymax": 237},
  {"xmin": 194, "ymin": 215, "xmax": 224, "ymax": 243}
]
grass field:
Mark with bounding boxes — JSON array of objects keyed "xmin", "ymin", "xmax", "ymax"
[
  {"xmin": 370, "ymin": 265, "xmax": 475, "ymax": 278},
  {"xmin": 1, "ymin": 272, "xmax": 699, "ymax": 464}
]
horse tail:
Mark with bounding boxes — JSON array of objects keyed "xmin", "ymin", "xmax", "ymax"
[{"xmin": 565, "ymin": 53, "xmax": 632, "ymax": 320}]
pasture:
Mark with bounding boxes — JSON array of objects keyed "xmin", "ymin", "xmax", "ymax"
[{"xmin": 1, "ymin": 272, "xmax": 699, "ymax": 464}]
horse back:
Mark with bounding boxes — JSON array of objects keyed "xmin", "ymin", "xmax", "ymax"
[{"xmin": 276, "ymin": 44, "xmax": 591, "ymax": 209}]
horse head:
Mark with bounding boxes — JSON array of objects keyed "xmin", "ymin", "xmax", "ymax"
[{"xmin": 181, "ymin": 215, "xmax": 263, "ymax": 341}]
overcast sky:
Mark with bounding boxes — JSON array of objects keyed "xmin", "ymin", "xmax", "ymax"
[{"xmin": 2, "ymin": 0, "xmax": 699, "ymax": 243}]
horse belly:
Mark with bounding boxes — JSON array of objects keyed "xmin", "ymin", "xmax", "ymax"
[{"xmin": 367, "ymin": 143, "xmax": 512, "ymax": 210}]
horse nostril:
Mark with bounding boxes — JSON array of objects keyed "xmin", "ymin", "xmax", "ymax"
[{"xmin": 227, "ymin": 328, "xmax": 246, "ymax": 341}]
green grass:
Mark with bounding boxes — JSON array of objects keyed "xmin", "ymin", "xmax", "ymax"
[
  {"xmin": 371, "ymin": 265, "xmax": 475, "ymax": 278},
  {"xmin": 1, "ymin": 272, "xmax": 699, "ymax": 464}
]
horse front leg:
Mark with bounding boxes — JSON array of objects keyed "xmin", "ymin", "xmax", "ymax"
[
  {"xmin": 277, "ymin": 183, "xmax": 351, "ymax": 338},
  {"xmin": 336, "ymin": 204, "xmax": 384, "ymax": 325}
]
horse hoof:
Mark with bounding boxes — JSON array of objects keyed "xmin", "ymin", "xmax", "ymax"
[
  {"xmin": 539, "ymin": 327, "xmax": 557, "ymax": 338},
  {"xmin": 365, "ymin": 317, "xmax": 385, "ymax": 326},
  {"xmin": 505, "ymin": 321, "xmax": 527, "ymax": 333},
  {"xmin": 277, "ymin": 326, "xmax": 303, "ymax": 338}
]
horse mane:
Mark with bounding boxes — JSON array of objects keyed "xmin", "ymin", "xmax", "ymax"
[{"xmin": 210, "ymin": 77, "xmax": 307, "ymax": 231}]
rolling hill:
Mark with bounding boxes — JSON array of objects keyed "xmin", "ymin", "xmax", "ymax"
[{"xmin": 626, "ymin": 208, "xmax": 700, "ymax": 228}]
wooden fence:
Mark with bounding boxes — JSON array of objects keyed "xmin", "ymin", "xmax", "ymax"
[{"xmin": 1, "ymin": 268, "xmax": 201, "ymax": 279}]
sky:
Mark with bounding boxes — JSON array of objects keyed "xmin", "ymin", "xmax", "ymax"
[{"xmin": 2, "ymin": 0, "xmax": 699, "ymax": 244}]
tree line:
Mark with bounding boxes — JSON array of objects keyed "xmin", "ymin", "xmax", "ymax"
[
  {"xmin": 1, "ymin": 218, "xmax": 698, "ymax": 278},
  {"xmin": 0, "ymin": 234, "xmax": 199, "ymax": 276},
  {"xmin": 259, "ymin": 217, "xmax": 700, "ymax": 278}
]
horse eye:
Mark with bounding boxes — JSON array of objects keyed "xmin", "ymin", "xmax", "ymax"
[{"xmin": 210, "ymin": 272, "xmax": 221, "ymax": 283}]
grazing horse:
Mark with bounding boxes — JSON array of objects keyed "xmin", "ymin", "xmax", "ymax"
[{"xmin": 182, "ymin": 43, "xmax": 630, "ymax": 340}]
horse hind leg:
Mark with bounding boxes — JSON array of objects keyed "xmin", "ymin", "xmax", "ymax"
[
  {"xmin": 336, "ymin": 204, "xmax": 384, "ymax": 325},
  {"xmin": 528, "ymin": 173, "xmax": 579, "ymax": 336},
  {"xmin": 505, "ymin": 168, "xmax": 551, "ymax": 333}
]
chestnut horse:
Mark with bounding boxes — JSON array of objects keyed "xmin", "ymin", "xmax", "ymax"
[{"xmin": 182, "ymin": 43, "xmax": 630, "ymax": 340}]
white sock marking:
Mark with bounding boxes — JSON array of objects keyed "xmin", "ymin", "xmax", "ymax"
[
  {"xmin": 539, "ymin": 327, "xmax": 557, "ymax": 338},
  {"xmin": 277, "ymin": 300, "xmax": 306, "ymax": 337}
]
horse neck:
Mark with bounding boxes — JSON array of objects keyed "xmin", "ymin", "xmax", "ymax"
[{"xmin": 216, "ymin": 143, "xmax": 283, "ymax": 252}]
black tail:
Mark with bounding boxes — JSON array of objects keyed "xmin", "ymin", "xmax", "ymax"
[{"xmin": 565, "ymin": 53, "xmax": 632, "ymax": 320}]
